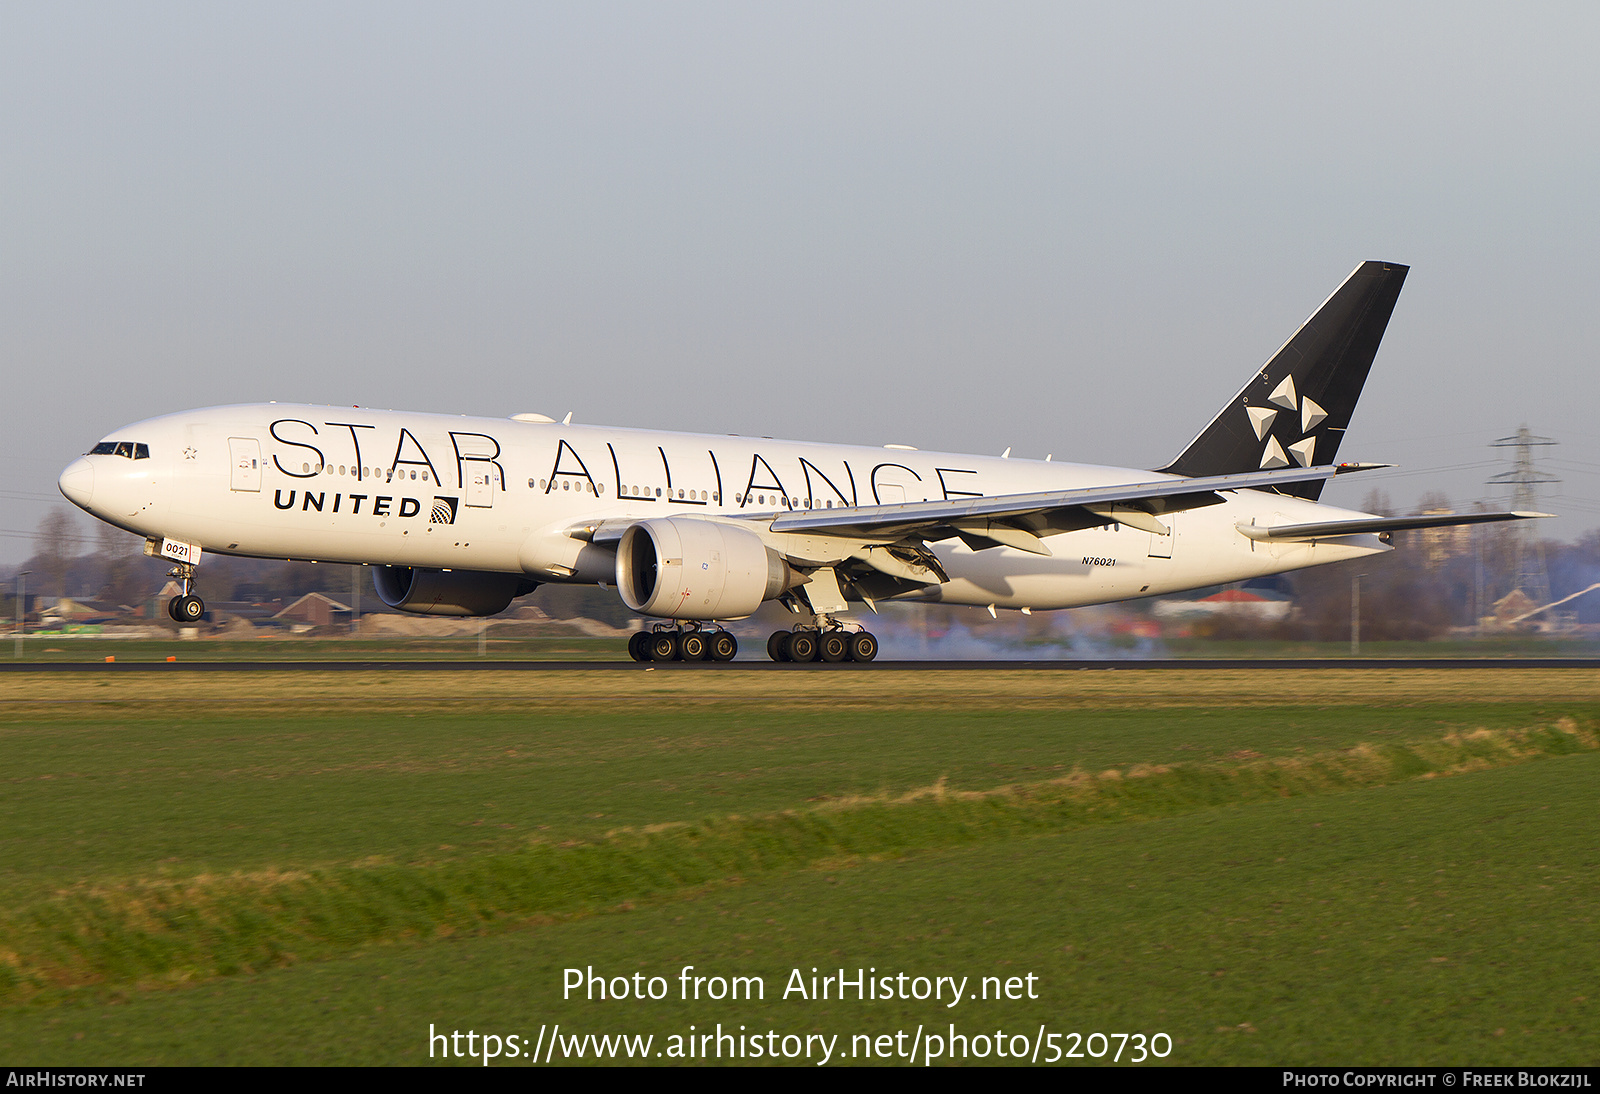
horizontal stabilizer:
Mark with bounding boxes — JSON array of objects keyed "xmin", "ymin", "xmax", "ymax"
[{"xmin": 1236, "ymin": 511, "xmax": 1551, "ymax": 543}]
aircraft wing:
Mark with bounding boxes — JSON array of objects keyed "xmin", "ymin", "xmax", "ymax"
[
  {"xmin": 1236, "ymin": 510, "xmax": 1552, "ymax": 543},
  {"xmin": 758, "ymin": 465, "xmax": 1348, "ymax": 556}
]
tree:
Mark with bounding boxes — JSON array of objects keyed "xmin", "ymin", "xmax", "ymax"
[
  {"xmin": 33, "ymin": 508, "xmax": 81, "ymax": 598},
  {"xmin": 95, "ymin": 521, "xmax": 148, "ymax": 607},
  {"xmin": 1361, "ymin": 489, "xmax": 1395, "ymax": 518}
]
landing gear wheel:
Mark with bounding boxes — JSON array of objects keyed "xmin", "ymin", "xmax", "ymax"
[
  {"xmin": 709, "ymin": 632, "xmax": 738, "ymax": 662},
  {"xmin": 785, "ymin": 630, "xmax": 818, "ymax": 663},
  {"xmin": 818, "ymin": 631, "xmax": 850, "ymax": 662},
  {"xmin": 628, "ymin": 632, "xmax": 651, "ymax": 662},
  {"xmin": 165, "ymin": 560, "xmax": 202, "ymax": 623},
  {"xmin": 767, "ymin": 630, "xmax": 791, "ymax": 662},
  {"xmin": 678, "ymin": 631, "xmax": 709, "ymax": 661},
  {"xmin": 647, "ymin": 633, "xmax": 680, "ymax": 662},
  {"xmin": 848, "ymin": 631, "xmax": 878, "ymax": 662}
]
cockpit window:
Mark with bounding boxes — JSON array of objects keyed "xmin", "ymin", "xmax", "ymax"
[{"xmin": 88, "ymin": 441, "xmax": 150, "ymax": 459}]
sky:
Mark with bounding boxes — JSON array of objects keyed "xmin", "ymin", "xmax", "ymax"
[{"xmin": 3, "ymin": 1, "xmax": 1598, "ymax": 563}]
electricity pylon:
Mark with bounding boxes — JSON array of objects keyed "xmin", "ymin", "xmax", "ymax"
[{"xmin": 1487, "ymin": 425, "xmax": 1558, "ymax": 608}]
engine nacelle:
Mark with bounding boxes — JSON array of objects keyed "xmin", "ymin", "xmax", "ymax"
[
  {"xmin": 373, "ymin": 566, "xmax": 538, "ymax": 617},
  {"xmin": 615, "ymin": 518, "xmax": 796, "ymax": 620}
]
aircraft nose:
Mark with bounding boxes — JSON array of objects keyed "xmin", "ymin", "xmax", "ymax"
[{"xmin": 58, "ymin": 458, "xmax": 95, "ymax": 508}]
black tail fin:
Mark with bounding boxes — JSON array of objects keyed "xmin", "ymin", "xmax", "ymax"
[{"xmin": 1159, "ymin": 260, "xmax": 1409, "ymax": 500}]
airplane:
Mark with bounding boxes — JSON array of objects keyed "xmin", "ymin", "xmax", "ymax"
[{"xmin": 57, "ymin": 260, "xmax": 1544, "ymax": 663}]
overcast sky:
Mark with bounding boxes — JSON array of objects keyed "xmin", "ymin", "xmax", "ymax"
[{"xmin": 4, "ymin": 1, "xmax": 1597, "ymax": 562}]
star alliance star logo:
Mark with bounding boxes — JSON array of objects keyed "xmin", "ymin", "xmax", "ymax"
[
  {"xmin": 183, "ymin": 446, "xmax": 197, "ymax": 460},
  {"xmin": 1247, "ymin": 375, "xmax": 1326, "ymax": 469}
]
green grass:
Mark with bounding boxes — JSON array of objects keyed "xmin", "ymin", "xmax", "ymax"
[
  {"xmin": 3, "ymin": 692, "xmax": 1591, "ymax": 889},
  {"xmin": 4, "ymin": 756, "xmax": 1596, "ymax": 1065},
  {"xmin": 1, "ymin": 670, "xmax": 1597, "ymax": 1064}
]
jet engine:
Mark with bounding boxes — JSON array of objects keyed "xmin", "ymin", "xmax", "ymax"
[
  {"xmin": 615, "ymin": 518, "xmax": 797, "ymax": 620},
  {"xmin": 373, "ymin": 566, "xmax": 538, "ymax": 617}
]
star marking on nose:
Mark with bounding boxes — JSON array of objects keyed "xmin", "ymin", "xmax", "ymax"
[{"xmin": 183, "ymin": 447, "xmax": 198, "ymax": 460}]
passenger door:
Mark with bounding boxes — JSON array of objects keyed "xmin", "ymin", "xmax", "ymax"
[
  {"xmin": 466, "ymin": 465, "xmax": 500, "ymax": 508},
  {"xmin": 228, "ymin": 438, "xmax": 262, "ymax": 492}
]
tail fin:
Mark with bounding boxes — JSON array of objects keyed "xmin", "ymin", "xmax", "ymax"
[{"xmin": 1159, "ymin": 260, "xmax": 1409, "ymax": 500}]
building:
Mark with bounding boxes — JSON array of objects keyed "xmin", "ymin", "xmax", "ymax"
[{"xmin": 272, "ymin": 592, "xmax": 353, "ymax": 628}]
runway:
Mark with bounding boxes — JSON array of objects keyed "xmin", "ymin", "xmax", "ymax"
[{"xmin": 2, "ymin": 658, "xmax": 1599, "ymax": 672}]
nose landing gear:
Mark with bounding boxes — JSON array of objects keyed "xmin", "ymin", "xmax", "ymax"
[{"xmin": 165, "ymin": 562, "xmax": 205, "ymax": 623}]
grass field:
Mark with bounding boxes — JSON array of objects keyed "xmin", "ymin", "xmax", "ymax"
[{"xmin": 1, "ymin": 669, "xmax": 1597, "ymax": 1065}]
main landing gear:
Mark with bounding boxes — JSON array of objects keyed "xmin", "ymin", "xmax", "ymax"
[
  {"xmin": 624, "ymin": 617, "xmax": 878, "ymax": 665},
  {"xmin": 165, "ymin": 562, "xmax": 205, "ymax": 623},
  {"xmin": 627, "ymin": 623, "xmax": 739, "ymax": 663},
  {"xmin": 766, "ymin": 624, "xmax": 877, "ymax": 663}
]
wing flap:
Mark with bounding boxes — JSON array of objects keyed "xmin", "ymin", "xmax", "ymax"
[{"xmin": 951, "ymin": 520, "xmax": 1054, "ymax": 556}]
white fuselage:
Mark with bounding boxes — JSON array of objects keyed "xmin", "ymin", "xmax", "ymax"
[{"xmin": 60, "ymin": 403, "xmax": 1389, "ymax": 613}]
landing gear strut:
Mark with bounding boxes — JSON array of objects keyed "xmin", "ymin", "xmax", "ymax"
[
  {"xmin": 165, "ymin": 562, "xmax": 205, "ymax": 623},
  {"xmin": 628, "ymin": 622, "xmax": 739, "ymax": 663}
]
